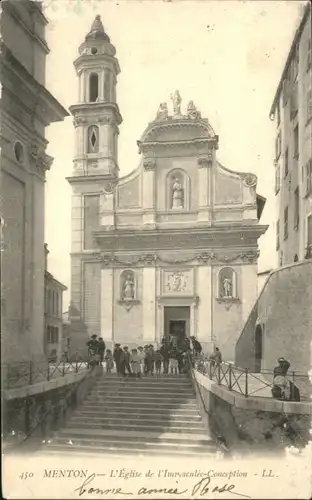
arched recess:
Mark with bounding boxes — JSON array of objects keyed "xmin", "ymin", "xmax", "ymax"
[
  {"xmin": 89, "ymin": 72, "xmax": 99, "ymax": 102},
  {"xmin": 166, "ymin": 168, "xmax": 190, "ymax": 211},
  {"xmin": 87, "ymin": 125, "xmax": 99, "ymax": 153},
  {"xmin": 255, "ymin": 323, "xmax": 263, "ymax": 372},
  {"xmin": 218, "ymin": 267, "xmax": 237, "ymax": 298},
  {"xmin": 294, "ymin": 254, "xmax": 299, "ymax": 262},
  {"xmin": 120, "ymin": 269, "xmax": 137, "ymax": 300}
]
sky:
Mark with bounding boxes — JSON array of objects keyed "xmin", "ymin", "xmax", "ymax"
[{"xmin": 43, "ymin": 0, "xmax": 306, "ymax": 310}]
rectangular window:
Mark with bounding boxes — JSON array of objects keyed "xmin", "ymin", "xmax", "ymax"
[
  {"xmin": 275, "ymin": 164, "xmax": 281, "ymax": 194},
  {"xmin": 277, "ymin": 102, "xmax": 281, "ymax": 126},
  {"xmin": 307, "ymin": 89, "xmax": 312, "ymax": 123},
  {"xmin": 275, "ymin": 132, "xmax": 282, "ymax": 160},
  {"xmin": 293, "ymin": 125, "xmax": 299, "ymax": 158},
  {"xmin": 307, "ymin": 215, "xmax": 312, "ymax": 246},
  {"xmin": 284, "ymin": 148, "xmax": 289, "ymax": 177},
  {"xmin": 290, "ymin": 81, "xmax": 298, "ymax": 119},
  {"xmin": 276, "ymin": 219, "xmax": 280, "ymax": 250},
  {"xmin": 294, "ymin": 187, "xmax": 299, "ymax": 230},
  {"xmin": 284, "ymin": 206, "xmax": 288, "ymax": 240},
  {"xmin": 307, "ymin": 38, "xmax": 312, "ymax": 72},
  {"xmin": 303, "ymin": 159, "xmax": 312, "ymax": 197},
  {"xmin": 282, "ymin": 77, "xmax": 289, "ymax": 107}
]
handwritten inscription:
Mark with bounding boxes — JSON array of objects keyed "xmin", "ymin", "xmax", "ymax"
[
  {"xmin": 74, "ymin": 472, "xmax": 251, "ymax": 498},
  {"xmin": 191, "ymin": 475, "xmax": 251, "ymax": 498}
]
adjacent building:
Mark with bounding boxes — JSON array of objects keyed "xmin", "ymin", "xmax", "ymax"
[
  {"xmin": 44, "ymin": 244, "xmax": 67, "ymax": 361},
  {"xmin": 0, "ymin": 0, "xmax": 68, "ymax": 363},
  {"xmin": 270, "ymin": 2, "xmax": 312, "ymax": 266},
  {"xmin": 68, "ymin": 16, "xmax": 267, "ymax": 360}
]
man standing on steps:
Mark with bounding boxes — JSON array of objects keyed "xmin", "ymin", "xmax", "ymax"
[
  {"xmin": 113, "ymin": 343, "xmax": 124, "ymax": 376},
  {"xmin": 160, "ymin": 341, "xmax": 170, "ymax": 375},
  {"xmin": 122, "ymin": 346, "xmax": 132, "ymax": 377},
  {"xmin": 97, "ymin": 337, "xmax": 106, "ymax": 366}
]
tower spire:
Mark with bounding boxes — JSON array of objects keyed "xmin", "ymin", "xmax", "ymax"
[{"xmin": 85, "ymin": 14, "xmax": 110, "ymax": 43}]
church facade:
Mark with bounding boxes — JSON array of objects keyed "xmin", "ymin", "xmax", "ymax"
[{"xmin": 68, "ymin": 16, "xmax": 267, "ymax": 360}]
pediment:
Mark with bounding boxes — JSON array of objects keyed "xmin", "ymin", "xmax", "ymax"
[{"xmin": 139, "ymin": 118, "xmax": 216, "ymax": 145}]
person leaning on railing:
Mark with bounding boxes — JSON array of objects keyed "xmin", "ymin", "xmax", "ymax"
[{"xmin": 272, "ymin": 357, "xmax": 300, "ymax": 402}]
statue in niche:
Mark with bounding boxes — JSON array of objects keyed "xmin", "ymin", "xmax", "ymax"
[
  {"xmin": 223, "ymin": 277, "xmax": 233, "ymax": 298},
  {"xmin": 121, "ymin": 272, "xmax": 135, "ymax": 300},
  {"xmin": 171, "ymin": 90, "xmax": 182, "ymax": 116},
  {"xmin": 155, "ymin": 102, "xmax": 168, "ymax": 121},
  {"xmin": 172, "ymin": 178, "xmax": 184, "ymax": 209}
]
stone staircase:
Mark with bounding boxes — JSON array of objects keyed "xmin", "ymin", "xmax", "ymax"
[{"xmin": 43, "ymin": 374, "xmax": 217, "ymax": 457}]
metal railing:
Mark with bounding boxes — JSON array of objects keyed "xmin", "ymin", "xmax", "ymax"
[
  {"xmin": 3, "ymin": 359, "xmax": 89, "ymax": 390},
  {"xmin": 194, "ymin": 357, "xmax": 310, "ymax": 400}
]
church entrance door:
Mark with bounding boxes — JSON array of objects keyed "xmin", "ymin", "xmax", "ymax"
[{"xmin": 164, "ymin": 306, "xmax": 190, "ymax": 347}]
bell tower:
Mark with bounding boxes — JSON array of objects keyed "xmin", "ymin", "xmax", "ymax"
[
  {"xmin": 67, "ymin": 16, "xmax": 122, "ymax": 354},
  {"xmin": 69, "ymin": 15, "xmax": 122, "ymax": 178}
]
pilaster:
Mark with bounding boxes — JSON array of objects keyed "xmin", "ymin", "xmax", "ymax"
[
  {"xmin": 143, "ymin": 267, "xmax": 156, "ymax": 342},
  {"xmin": 197, "ymin": 265, "xmax": 212, "ymax": 341},
  {"xmin": 142, "ymin": 158, "xmax": 156, "ymax": 226},
  {"xmin": 101, "ymin": 268, "xmax": 113, "ymax": 342},
  {"xmin": 197, "ymin": 153, "xmax": 213, "ymax": 223}
]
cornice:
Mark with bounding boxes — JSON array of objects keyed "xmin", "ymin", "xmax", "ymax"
[
  {"xmin": 69, "ymin": 102, "xmax": 122, "ymax": 125},
  {"xmin": 95, "ymin": 249, "xmax": 260, "ymax": 267},
  {"xmin": 137, "ymin": 136, "xmax": 218, "ymax": 154},
  {"xmin": 1, "ymin": 43, "xmax": 68, "ymax": 123}
]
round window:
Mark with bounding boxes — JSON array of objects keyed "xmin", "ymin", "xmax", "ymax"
[
  {"xmin": 91, "ymin": 47, "xmax": 98, "ymax": 55},
  {"xmin": 14, "ymin": 141, "xmax": 24, "ymax": 163}
]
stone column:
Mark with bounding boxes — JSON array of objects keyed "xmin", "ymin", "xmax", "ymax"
[
  {"xmin": 197, "ymin": 264, "xmax": 212, "ymax": 341},
  {"xmin": 101, "ymin": 267, "xmax": 114, "ymax": 344},
  {"xmin": 99, "ymin": 70, "xmax": 104, "ymax": 101},
  {"xmin": 143, "ymin": 267, "xmax": 156, "ymax": 342},
  {"xmin": 142, "ymin": 159, "xmax": 156, "ymax": 226}
]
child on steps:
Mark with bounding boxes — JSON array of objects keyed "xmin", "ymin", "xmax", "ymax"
[
  {"xmin": 130, "ymin": 348, "xmax": 141, "ymax": 378},
  {"xmin": 104, "ymin": 349, "xmax": 114, "ymax": 374}
]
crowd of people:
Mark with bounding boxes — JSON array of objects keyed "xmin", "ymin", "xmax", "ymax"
[{"xmin": 86, "ymin": 334, "xmax": 203, "ymax": 377}]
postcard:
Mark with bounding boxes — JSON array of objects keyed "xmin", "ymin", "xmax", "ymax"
[{"xmin": 1, "ymin": 0, "xmax": 311, "ymax": 498}]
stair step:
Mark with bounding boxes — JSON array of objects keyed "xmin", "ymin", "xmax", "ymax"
[
  {"xmin": 42, "ymin": 443, "xmax": 216, "ymax": 457},
  {"xmin": 79, "ymin": 404, "xmax": 199, "ymax": 414},
  {"xmin": 86, "ymin": 395, "xmax": 195, "ymax": 402},
  {"xmin": 76, "ymin": 410, "xmax": 201, "ymax": 420},
  {"xmin": 47, "ymin": 436, "xmax": 215, "ymax": 452},
  {"xmin": 82, "ymin": 402, "xmax": 198, "ymax": 411},
  {"xmin": 94, "ymin": 390, "xmax": 195, "ymax": 397},
  {"xmin": 58, "ymin": 427, "xmax": 212, "ymax": 444},
  {"xmin": 68, "ymin": 421, "xmax": 205, "ymax": 433},
  {"xmin": 70, "ymin": 415, "xmax": 203, "ymax": 426}
]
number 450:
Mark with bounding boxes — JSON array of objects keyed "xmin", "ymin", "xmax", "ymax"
[{"xmin": 19, "ymin": 472, "xmax": 34, "ymax": 480}]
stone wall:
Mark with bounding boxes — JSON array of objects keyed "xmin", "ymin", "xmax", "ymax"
[
  {"xmin": 193, "ymin": 371, "xmax": 311, "ymax": 453},
  {"xmin": 235, "ymin": 261, "xmax": 312, "ymax": 373}
]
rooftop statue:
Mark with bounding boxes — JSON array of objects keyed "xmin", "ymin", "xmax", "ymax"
[
  {"xmin": 187, "ymin": 100, "xmax": 201, "ymax": 120},
  {"xmin": 155, "ymin": 102, "xmax": 168, "ymax": 121},
  {"xmin": 170, "ymin": 90, "xmax": 182, "ymax": 117}
]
